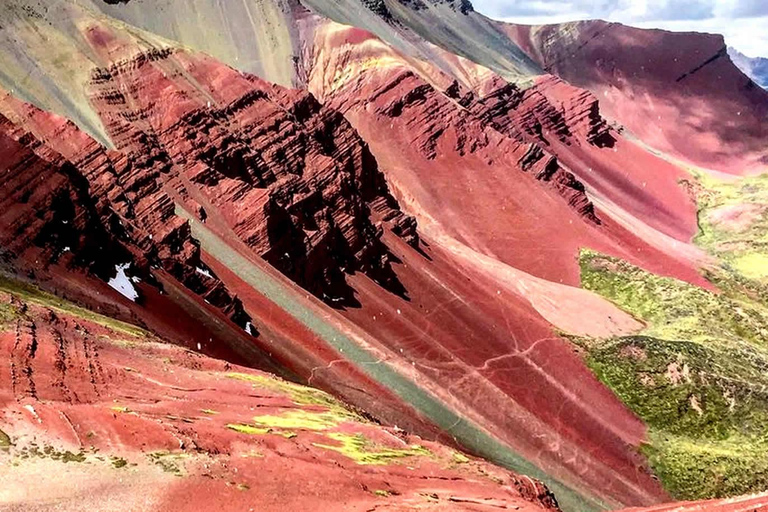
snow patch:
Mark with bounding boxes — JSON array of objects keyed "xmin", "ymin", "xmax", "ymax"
[
  {"xmin": 108, "ymin": 263, "xmax": 139, "ymax": 302},
  {"xmin": 196, "ymin": 266, "xmax": 213, "ymax": 278},
  {"xmin": 244, "ymin": 322, "xmax": 254, "ymax": 335}
]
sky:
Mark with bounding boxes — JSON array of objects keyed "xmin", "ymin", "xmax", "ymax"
[{"xmin": 472, "ymin": 0, "xmax": 768, "ymax": 58}]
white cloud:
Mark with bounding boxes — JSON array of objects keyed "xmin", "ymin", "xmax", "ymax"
[{"xmin": 474, "ymin": 0, "xmax": 768, "ymax": 57}]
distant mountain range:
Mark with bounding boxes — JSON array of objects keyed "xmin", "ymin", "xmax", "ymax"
[{"xmin": 729, "ymin": 46, "xmax": 768, "ymax": 89}]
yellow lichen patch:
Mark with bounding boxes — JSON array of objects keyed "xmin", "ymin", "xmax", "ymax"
[
  {"xmin": 225, "ymin": 373, "xmax": 362, "ymax": 422},
  {"xmin": 226, "ymin": 424, "xmax": 296, "ymax": 439},
  {"xmin": 226, "ymin": 424, "xmax": 270, "ymax": 436},
  {"xmin": 201, "ymin": 409, "xmax": 219, "ymax": 415},
  {"xmin": 733, "ymin": 253, "xmax": 768, "ymax": 280},
  {"xmin": 251, "ymin": 410, "xmax": 346, "ymax": 431},
  {"xmin": 451, "ymin": 451, "xmax": 470, "ymax": 464},
  {"xmin": 313, "ymin": 433, "xmax": 430, "ymax": 465},
  {"xmin": 146, "ymin": 451, "xmax": 187, "ymax": 476}
]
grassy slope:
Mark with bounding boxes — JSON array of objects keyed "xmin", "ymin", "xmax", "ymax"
[{"xmin": 578, "ymin": 170, "xmax": 768, "ymax": 500}]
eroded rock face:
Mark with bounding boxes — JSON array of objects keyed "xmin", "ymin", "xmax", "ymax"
[
  {"xmin": 397, "ymin": 0, "xmax": 474, "ymax": 13},
  {"xmin": 0, "ymin": 98, "xmax": 254, "ymax": 329},
  {"xmin": 85, "ymin": 47, "xmax": 417, "ymax": 305},
  {"xmin": 502, "ymin": 20, "xmax": 768, "ymax": 174},
  {"xmin": 0, "ymin": 114, "xmax": 124, "ymax": 278},
  {"xmin": 319, "ymin": 52, "xmax": 603, "ymax": 224},
  {"xmin": 0, "ymin": 33, "xmax": 419, "ymax": 310}
]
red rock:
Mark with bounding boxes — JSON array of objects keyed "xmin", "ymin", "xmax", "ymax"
[
  {"xmin": 0, "ymin": 288, "xmax": 560, "ymax": 512},
  {"xmin": 502, "ymin": 21, "xmax": 768, "ymax": 175}
]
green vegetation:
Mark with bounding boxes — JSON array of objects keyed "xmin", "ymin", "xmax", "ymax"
[
  {"xmin": 147, "ymin": 451, "xmax": 185, "ymax": 475},
  {"xmin": 0, "ymin": 428, "xmax": 12, "ymax": 449},
  {"xmin": 313, "ymin": 433, "xmax": 430, "ymax": 465},
  {"xmin": 226, "ymin": 403, "xmax": 359, "ymax": 439},
  {"xmin": 0, "ymin": 274, "xmax": 147, "ymax": 337},
  {"xmin": 251, "ymin": 410, "xmax": 348, "ymax": 431},
  {"xmin": 17, "ymin": 444, "xmax": 87, "ymax": 463},
  {"xmin": 0, "ymin": 300, "xmax": 19, "ymax": 328},
  {"xmin": 688, "ymin": 172, "xmax": 768, "ymax": 281},
  {"xmin": 579, "ymin": 249, "xmax": 768, "ymax": 345},
  {"xmin": 226, "ymin": 424, "xmax": 271, "ymax": 436},
  {"xmin": 226, "ymin": 372, "xmax": 362, "ymax": 422},
  {"xmin": 451, "ymin": 451, "xmax": 470, "ymax": 464},
  {"xmin": 580, "ymin": 249, "xmax": 768, "ymax": 499},
  {"xmin": 111, "ymin": 456, "xmax": 128, "ymax": 469},
  {"xmin": 644, "ymin": 431, "xmax": 768, "ymax": 500},
  {"xmin": 226, "ymin": 423, "xmax": 296, "ymax": 438}
]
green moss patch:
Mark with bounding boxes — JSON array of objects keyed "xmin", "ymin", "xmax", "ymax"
[
  {"xmin": 111, "ymin": 456, "xmax": 128, "ymax": 469},
  {"xmin": 0, "ymin": 428, "xmax": 12, "ymax": 449},
  {"xmin": 147, "ymin": 451, "xmax": 186, "ymax": 475},
  {"xmin": 643, "ymin": 431, "xmax": 768, "ymax": 499},
  {"xmin": 687, "ymin": 172, "xmax": 768, "ymax": 287},
  {"xmin": 17, "ymin": 444, "xmax": 87, "ymax": 463},
  {"xmin": 580, "ymin": 250, "xmax": 768, "ymax": 345},
  {"xmin": 226, "ymin": 424, "xmax": 271, "ymax": 436},
  {"xmin": 225, "ymin": 373, "xmax": 362, "ymax": 421},
  {"xmin": 226, "ymin": 423, "xmax": 296, "ymax": 438},
  {"xmin": 579, "ymin": 250, "xmax": 768, "ymax": 500},
  {"xmin": 313, "ymin": 433, "xmax": 430, "ymax": 465},
  {"xmin": 0, "ymin": 274, "xmax": 147, "ymax": 338}
]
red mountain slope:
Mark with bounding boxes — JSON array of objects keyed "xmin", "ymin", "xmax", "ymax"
[{"xmin": 502, "ymin": 21, "xmax": 768, "ymax": 175}]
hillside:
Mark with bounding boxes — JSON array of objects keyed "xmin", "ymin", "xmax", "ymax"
[{"xmin": 1, "ymin": 1, "xmax": 767, "ymax": 511}]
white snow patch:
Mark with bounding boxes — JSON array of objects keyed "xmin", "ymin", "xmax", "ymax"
[
  {"xmin": 244, "ymin": 322, "xmax": 254, "ymax": 335},
  {"xmin": 196, "ymin": 266, "xmax": 213, "ymax": 278},
  {"xmin": 108, "ymin": 263, "xmax": 139, "ymax": 302},
  {"xmin": 24, "ymin": 404, "xmax": 41, "ymax": 423}
]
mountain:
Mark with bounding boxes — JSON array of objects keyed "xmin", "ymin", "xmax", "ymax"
[
  {"xmin": 728, "ymin": 46, "xmax": 768, "ymax": 90},
  {"xmin": 1, "ymin": 1, "xmax": 767, "ymax": 511}
]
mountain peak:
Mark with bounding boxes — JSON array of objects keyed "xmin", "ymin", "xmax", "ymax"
[{"xmin": 728, "ymin": 46, "xmax": 768, "ymax": 89}]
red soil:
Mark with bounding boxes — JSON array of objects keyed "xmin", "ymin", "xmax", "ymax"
[
  {"xmin": 502, "ymin": 21, "xmax": 768, "ymax": 175},
  {"xmin": 0, "ymin": 290, "xmax": 559, "ymax": 512}
]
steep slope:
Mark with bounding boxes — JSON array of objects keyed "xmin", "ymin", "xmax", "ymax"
[
  {"xmin": 0, "ymin": 281, "xmax": 560, "ymax": 512},
  {"xmin": 79, "ymin": 0, "xmax": 540, "ymax": 85},
  {"xmin": 502, "ymin": 21, "xmax": 768, "ymax": 175}
]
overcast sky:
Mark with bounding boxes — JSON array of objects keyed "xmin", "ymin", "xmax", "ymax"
[{"xmin": 473, "ymin": 0, "xmax": 768, "ymax": 57}]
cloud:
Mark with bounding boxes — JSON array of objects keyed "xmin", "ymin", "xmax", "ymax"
[{"xmin": 473, "ymin": 0, "xmax": 768, "ymax": 56}]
